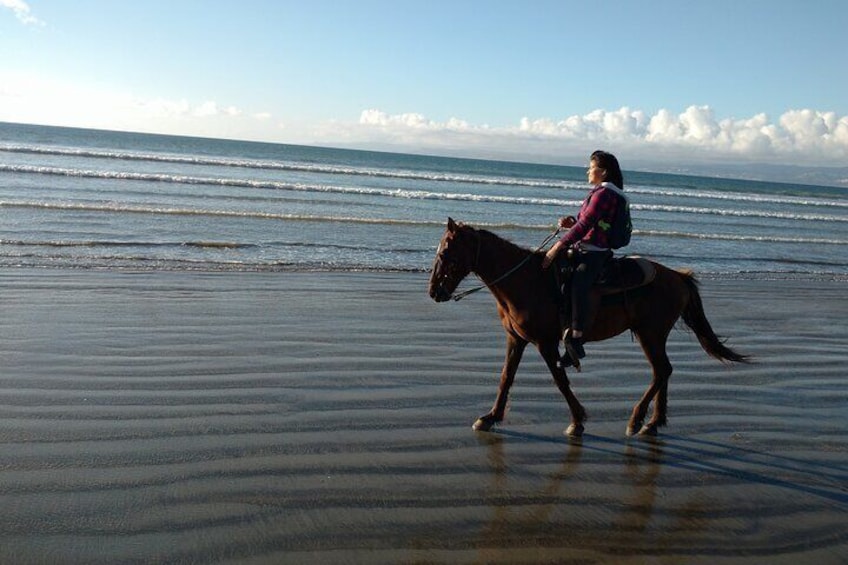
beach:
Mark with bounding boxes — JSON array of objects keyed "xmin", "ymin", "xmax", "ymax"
[{"xmin": 0, "ymin": 269, "xmax": 846, "ymax": 564}]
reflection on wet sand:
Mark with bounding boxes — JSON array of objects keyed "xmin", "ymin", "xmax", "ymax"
[
  {"xmin": 479, "ymin": 432, "xmax": 583, "ymax": 545},
  {"xmin": 619, "ymin": 440, "xmax": 664, "ymax": 535},
  {"xmin": 470, "ymin": 429, "xmax": 847, "ymax": 563}
]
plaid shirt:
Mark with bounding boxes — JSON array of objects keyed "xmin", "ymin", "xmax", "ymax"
[{"xmin": 558, "ymin": 184, "xmax": 621, "ymax": 249}]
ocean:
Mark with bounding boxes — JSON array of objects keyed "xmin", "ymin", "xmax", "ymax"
[{"xmin": 1, "ymin": 121, "xmax": 846, "ymax": 279}]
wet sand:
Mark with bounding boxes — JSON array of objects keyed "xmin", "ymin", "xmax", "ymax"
[{"xmin": 1, "ymin": 269, "xmax": 846, "ymax": 564}]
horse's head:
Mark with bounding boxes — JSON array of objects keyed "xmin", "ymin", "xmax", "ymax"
[{"xmin": 428, "ymin": 217, "xmax": 478, "ymax": 302}]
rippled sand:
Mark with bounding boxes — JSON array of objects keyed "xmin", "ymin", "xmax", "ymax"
[{"xmin": 1, "ymin": 270, "xmax": 845, "ymax": 564}]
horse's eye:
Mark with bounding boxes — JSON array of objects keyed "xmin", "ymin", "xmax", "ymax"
[{"xmin": 442, "ymin": 250, "xmax": 458, "ymax": 264}]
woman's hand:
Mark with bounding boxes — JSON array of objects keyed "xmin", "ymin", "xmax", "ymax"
[
  {"xmin": 542, "ymin": 241, "xmax": 563, "ymax": 270},
  {"xmin": 558, "ymin": 216, "xmax": 576, "ymax": 229}
]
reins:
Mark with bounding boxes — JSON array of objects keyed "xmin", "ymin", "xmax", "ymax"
[{"xmin": 451, "ymin": 228, "xmax": 561, "ymax": 302}]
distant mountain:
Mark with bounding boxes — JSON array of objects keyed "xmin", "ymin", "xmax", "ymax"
[{"xmin": 629, "ymin": 161, "xmax": 848, "ymax": 189}]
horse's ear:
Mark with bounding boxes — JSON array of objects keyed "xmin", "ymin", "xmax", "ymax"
[{"xmin": 447, "ymin": 217, "xmax": 457, "ymax": 232}]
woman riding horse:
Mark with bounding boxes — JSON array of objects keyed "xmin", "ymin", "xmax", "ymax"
[{"xmin": 542, "ymin": 150, "xmax": 628, "ymax": 367}]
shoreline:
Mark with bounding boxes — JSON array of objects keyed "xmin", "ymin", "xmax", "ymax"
[
  {"xmin": 1, "ymin": 269, "xmax": 846, "ymax": 563},
  {"xmin": 1, "ymin": 262, "xmax": 847, "ymax": 282}
]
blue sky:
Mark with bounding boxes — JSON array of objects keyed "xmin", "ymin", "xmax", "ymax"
[{"xmin": 2, "ymin": 0, "xmax": 847, "ymax": 169}]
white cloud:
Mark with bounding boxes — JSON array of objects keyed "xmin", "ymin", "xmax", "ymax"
[
  {"xmin": 1, "ymin": 0, "xmax": 43, "ymax": 25},
  {"xmin": 347, "ymin": 105, "xmax": 848, "ymax": 166},
  {"xmin": 192, "ymin": 101, "xmax": 220, "ymax": 118},
  {"xmin": 360, "ymin": 109, "xmax": 452, "ymax": 130},
  {"xmin": 0, "ymin": 71, "xmax": 282, "ymax": 140},
  {"xmin": 518, "ymin": 108, "xmax": 649, "ymax": 141},
  {"xmin": 189, "ymin": 101, "xmax": 241, "ymax": 118}
]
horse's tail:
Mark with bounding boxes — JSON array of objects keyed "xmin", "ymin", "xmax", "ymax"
[{"xmin": 678, "ymin": 270, "xmax": 751, "ymax": 364}]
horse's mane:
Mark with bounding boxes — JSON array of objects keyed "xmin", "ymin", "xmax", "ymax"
[{"xmin": 472, "ymin": 226, "xmax": 539, "ymax": 258}]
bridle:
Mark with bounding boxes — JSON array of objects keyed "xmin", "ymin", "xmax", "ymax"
[{"xmin": 448, "ymin": 227, "xmax": 561, "ymax": 302}]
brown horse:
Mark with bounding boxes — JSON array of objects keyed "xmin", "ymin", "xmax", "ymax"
[{"xmin": 428, "ymin": 218, "xmax": 749, "ymax": 438}]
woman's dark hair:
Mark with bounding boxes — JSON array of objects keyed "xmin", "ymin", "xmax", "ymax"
[{"xmin": 591, "ymin": 150, "xmax": 624, "ymax": 190}]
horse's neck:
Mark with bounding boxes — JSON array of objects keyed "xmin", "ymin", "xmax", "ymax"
[{"xmin": 473, "ymin": 232, "xmax": 536, "ymax": 291}]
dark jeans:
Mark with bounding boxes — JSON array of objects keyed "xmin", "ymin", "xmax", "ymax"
[{"xmin": 570, "ymin": 249, "xmax": 611, "ymax": 332}]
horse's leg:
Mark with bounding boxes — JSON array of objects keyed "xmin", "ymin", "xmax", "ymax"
[
  {"xmin": 627, "ymin": 332, "xmax": 673, "ymax": 437},
  {"xmin": 539, "ymin": 341, "xmax": 588, "ymax": 438},
  {"xmin": 472, "ymin": 333, "xmax": 527, "ymax": 431}
]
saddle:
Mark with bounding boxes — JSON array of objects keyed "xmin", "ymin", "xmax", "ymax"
[
  {"xmin": 553, "ymin": 254, "xmax": 656, "ymax": 334},
  {"xmin": 552, "ymin": 254, "xmax": 655, "ymax": 370},
  {"xmin": 555, "ymin": 254, "xmax": 656, "ymax": 297},
  {"xmin": 552, "ymin": 254, "xmax": 654, "ymax": 371},
  {"xmin": 594, "ymin": 255, "xmax": 656, "ymax": 294}
]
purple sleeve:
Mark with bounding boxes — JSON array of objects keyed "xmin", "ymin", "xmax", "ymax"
[{"xmin": 559, "ymin": 189, "xmax": 609, "ymax": 246}]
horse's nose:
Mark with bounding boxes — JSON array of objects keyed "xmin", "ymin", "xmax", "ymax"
[{"xmin": 429, "ymin": 285, "xmax": 450, "ymax": 302}]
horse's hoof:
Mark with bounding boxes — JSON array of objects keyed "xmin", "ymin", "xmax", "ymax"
[
  {"xmin": 565, "ymin": 423, "xmax": 584, "ymax": 438},
  {"xmin": 472, "ymin": 418, "xmax": 494, "ymax": 432},
  {"xmin": 626, "ymin": 424, "xmax": 640, "ymax": 437},
  {"xmin": 638, "ymin": 424, "xmax": 658, "ymax": 437}
]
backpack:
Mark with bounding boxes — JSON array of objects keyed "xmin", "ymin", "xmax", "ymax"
[{"xmin": 600, "ymin": 183, "xmax": 632, "ymax": 249}]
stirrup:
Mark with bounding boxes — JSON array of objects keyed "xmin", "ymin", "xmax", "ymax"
[
  {"xmin": 560, "ymin": 329, "xmax": 584, "ymax": 372},
  {"xmin": 559, "ymin": 350, "xmax": 580, "ymax": 372}
]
